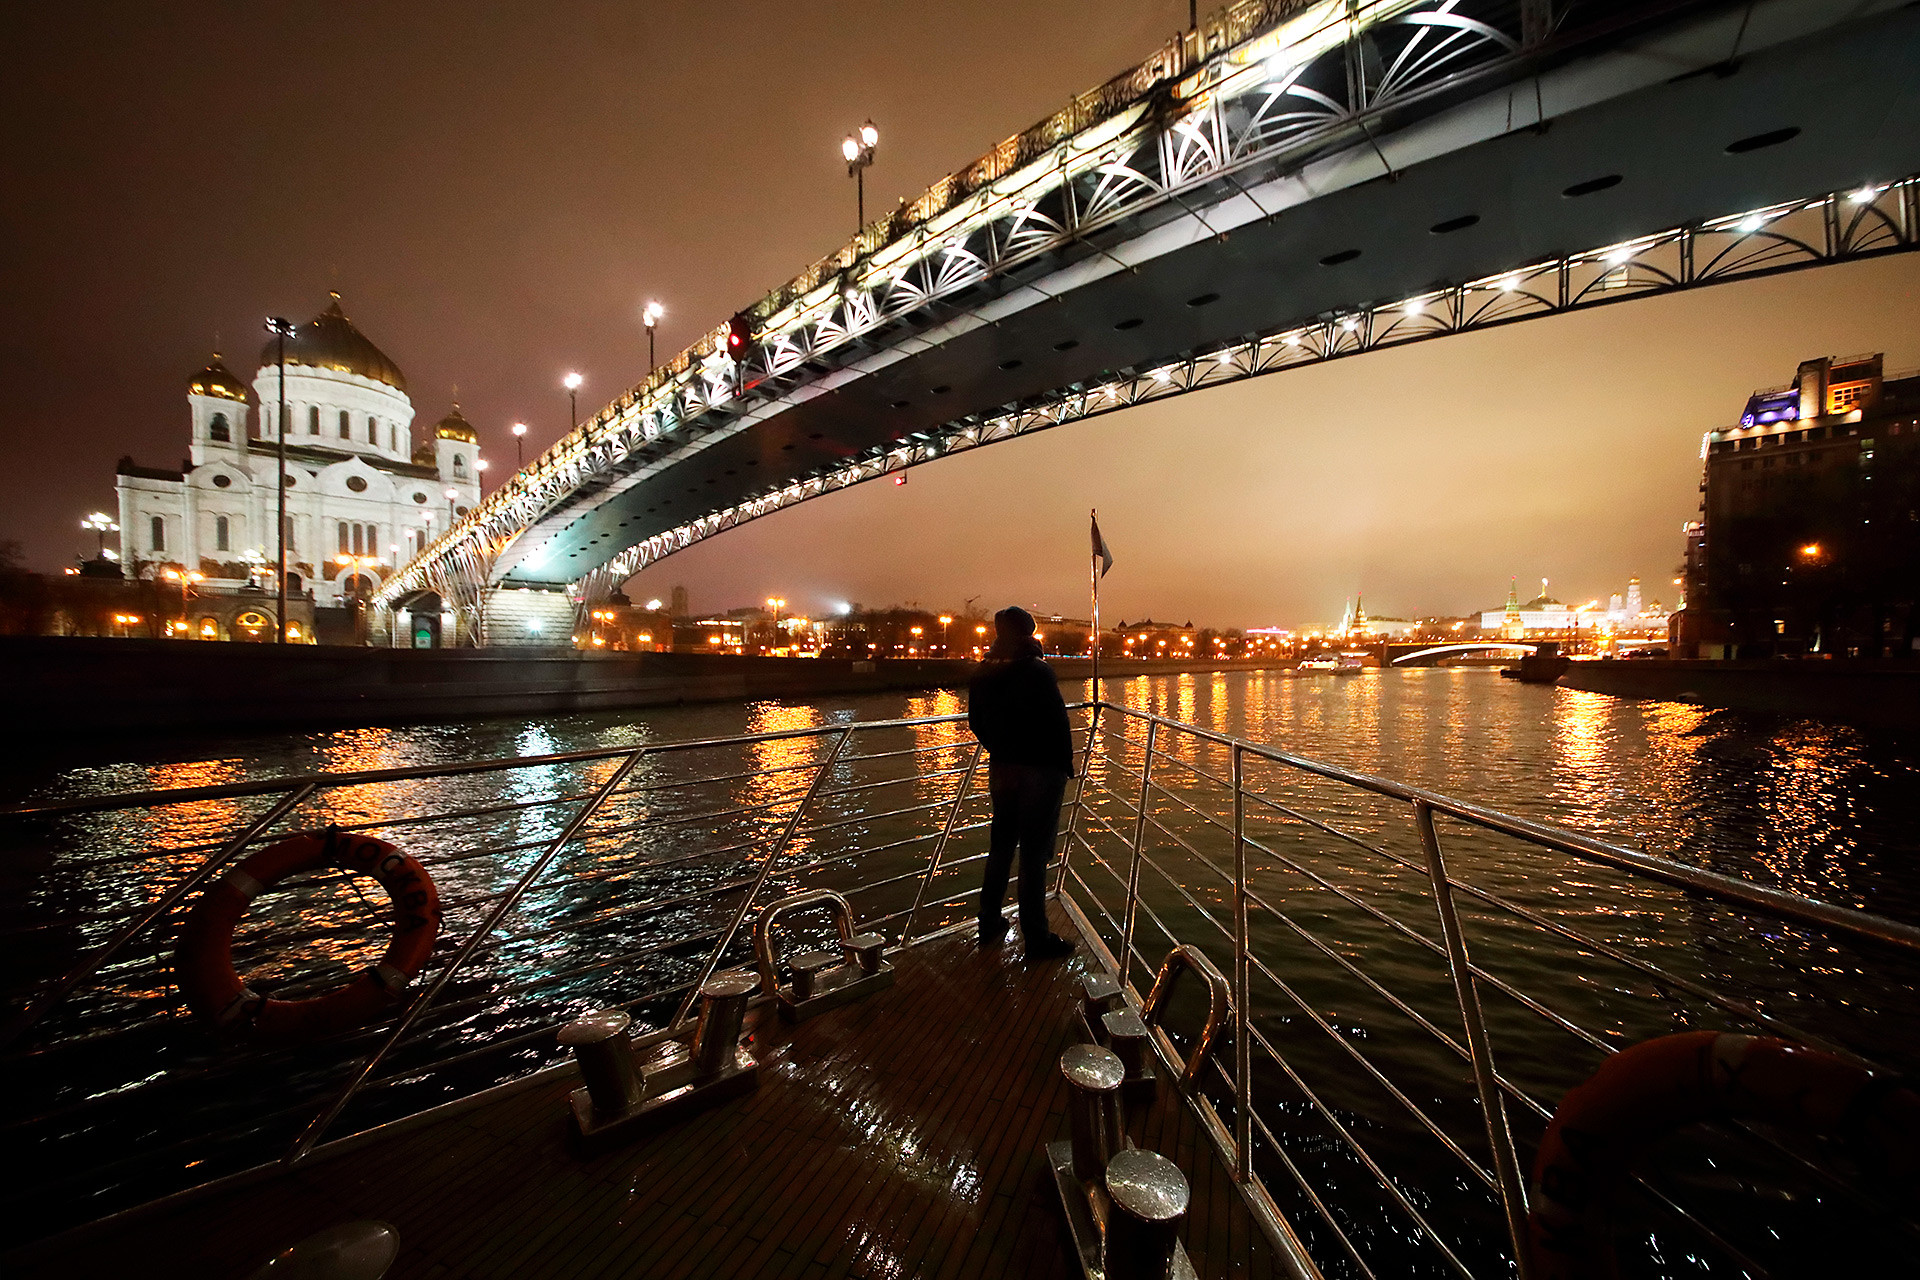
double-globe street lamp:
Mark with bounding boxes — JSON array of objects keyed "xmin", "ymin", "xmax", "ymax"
[
  {"xmin": 161, "ymin": 567, "xmax": 203, "ymax": 636},
  {"xmin": 81, "ymin": 511, "xmax": 119, "ymax": 561},
  {"xmin": 642, "ymin": 301, "xmax": 664, "ymax": 373},
  {"xmin": 841, "ymin": 121, "xmax": 878, "ymax": 231},
  {"xmin": 335, "ymin": 553, "xmax": 384, "ymax": 645}
]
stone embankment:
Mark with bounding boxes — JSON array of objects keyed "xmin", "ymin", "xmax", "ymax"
[
  {"xmin": 0, "ymin": 637, "xmax": 1283, "ymax": 740},
  {"xmin": 1556, "ymin": 658, "xmax": 1920, "ymax": 728}
]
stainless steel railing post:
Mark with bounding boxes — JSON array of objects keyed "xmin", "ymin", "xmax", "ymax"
[
  {"xmin": 901, "ymin": 741, "xmax": 983, "ymax": 944},
  {"xmin": 1415, "ymin": 800, "xmax": 1533, "ymax": 1278},
  {"xmin": 1118, "ymin": 718, "xmax": 1158, "ymax": 988},
  {"xmin": 1055, "ymin": 701, "xmax": 1104, "ymax": 895},
  {"xmin": 669, "ymin": 728, "xmax": 852, "ymax": 1029},
  {"xmin": 1231, "ymin": 742, "xmax": 1252, "ymax": 1183},
  {"xmin": 283, "ymin": 746, "xmax": 652, "ymax": 1164},
  {"xmin": 1, "ymin": 782, "xmax": 317, "ymax": 1051}
]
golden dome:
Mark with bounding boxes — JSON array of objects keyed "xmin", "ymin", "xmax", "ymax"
[
  {"xmin": 259, "ymin": 293, "xmax": 408, "ymax": 393},
  {"xmin": 188, "ymin": 355, "xmax": 248, "ymax": 402},
  {"xmin": 434, "ymin": 404, "xmax": 478, "ymax": 444}
]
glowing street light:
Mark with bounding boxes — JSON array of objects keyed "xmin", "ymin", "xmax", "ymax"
[
  {"xmin": 161, "ymin": 567, "xmax": 203, "ymax": 634},
  {"xmin": 938, "ymin": 614, "xmax": 953, "ymax": 653},
  {"xmin": 511, "ymin": 421, "xmax": 528, "ymax": 470},
  {"xmin": 564, "ymin": 371, "xmax": 583, "ymax": 431},
  {"xmin": 842, "ymin": 119, "xmax": 879, "ymax": 231},
  {"xmin": 642, "ymin": 300, "xmax": 665, "ymax": 373},
  {"xmin": 81, "ymin": 511, "xmax": 118, "ymax": 557},
  {"xmin": 446, "ymin": 486, "xmax": 460, "ymax": 525}
]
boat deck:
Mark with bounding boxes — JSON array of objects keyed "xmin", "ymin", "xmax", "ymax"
[{"xmin": 15, "ymin": 903, "xmax": 1284, "ymax": 1280}]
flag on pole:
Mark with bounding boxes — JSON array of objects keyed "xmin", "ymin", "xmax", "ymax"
[{"xmin": 1091, "ymin": 512, "xmax": 1114, "ymax": 580}]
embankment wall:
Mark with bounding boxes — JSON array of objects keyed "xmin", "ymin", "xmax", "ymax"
[
  {"xmin": 1556, "ymin": 659, "xmax": 1920, "ymax": 728},
  {"xmin": 0, "ymin": 638, "xmax": 1275, "ymax": 739}
]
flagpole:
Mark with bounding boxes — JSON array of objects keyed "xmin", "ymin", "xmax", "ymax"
[{"xmin": 1089, "ymin": 508, "xmax": 1100, "ymax": 698}]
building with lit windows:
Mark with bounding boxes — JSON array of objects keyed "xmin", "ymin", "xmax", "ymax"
[
  {"xmin": 112, "ymin": 295, "xmax": 482, "ymax": 630},
  {"xmin": 1678, "ymin": 352, "xmax": 1920, "ymax": 657}
]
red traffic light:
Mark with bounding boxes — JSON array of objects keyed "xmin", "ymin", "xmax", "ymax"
[{"xmin": 726, "ymin": 313, "xmax": 752, "ymax": 360}]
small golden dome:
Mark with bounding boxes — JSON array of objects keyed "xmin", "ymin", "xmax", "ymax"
[
  {"xmin": 434, "ymin": 404, "xmax": 478, "ymax": 444},
  {"xmin": 258, "ymin": 293, "xmax": 408, "ymax": 393},
  {"xmin": 189, "ymin": 355, "xmax": 248, "ymax": 403}
]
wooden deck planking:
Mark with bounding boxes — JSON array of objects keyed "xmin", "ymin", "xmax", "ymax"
[{"xmin": 10, "ymin": 902, "xmax": 1287, "ymax": 1280}]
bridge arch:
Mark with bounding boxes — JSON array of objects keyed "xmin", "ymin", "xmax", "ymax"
[
  {"xmin": 374, "ymin": 0, "xmax": 1920, "ymax": 628},
  {"xmin": 1389, "ymin": 642, "xmax": 1538, "ymax": 666}
]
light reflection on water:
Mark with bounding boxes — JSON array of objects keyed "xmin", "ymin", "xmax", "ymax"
[{"xmin": 6, "ymin": 669, "xmax": 1919, "ymax": 1255}]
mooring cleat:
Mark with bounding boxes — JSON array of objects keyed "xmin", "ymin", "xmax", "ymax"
[
  {"xmin": 1102, "ymin": 1006, "xmax": 1157, "ymax": 1095},
  {"xmin": 752, "ymin": 889, "xmax": 895, "ymax": 1021},
  {"xmin": 1079, "ymin": 971, "xmax": 1123, "ymax": 1043},
  {"xmin": 560, "ymin": 978, "xmax": 760, "ymax": 1154}
]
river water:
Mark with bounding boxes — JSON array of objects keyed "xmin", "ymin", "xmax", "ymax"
[
  {"xmin": 7, "ymin": 668, "xmax": 1920, "ymax": 1271},
  {"xmin": 14, "ymin": 668, "xmax": 1919, "ymax": 922}
]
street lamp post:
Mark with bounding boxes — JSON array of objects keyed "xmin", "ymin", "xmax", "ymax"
[
  {"xmin": 564, "ymin": 372, "xmax": 583, "ymax": 432},
  {"xmin": 643, "ymin": 301, "xmax": 664, "ymax": 374},
  {"xmin": 82, "ymin": 512, "xmax": 119, "ymax": 559},
  {"xmin": 512, "ymin": 421, "xmax": 528, "ymax": 470},
  {"xmin": 938, "ymin": 614, "xmax": 953, "ymax": 654},
  {"xmin": 445, "ymin": 487, "xmax": 459, "ymax": 527},
  {"xmin": 334, "ymin": 553, "xmax": 383, "ymax": 645},
  {"xmin": 765, "ymin": 597, "xmax": 785, "ymax": 654},
  {"xmin": 162, "ymin": 568, "xmax": 203, "ymax": 636},
  {"xmin": 841, "ymin": 120, "xmax": 878, "ymax": 232},
  {"xmin": 264, "ymin": 316, "xmax": 297, "ymax": 643}
]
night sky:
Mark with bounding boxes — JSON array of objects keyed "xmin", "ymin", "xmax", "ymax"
[{"xmin": 6, "ymin": 2, "xmax": 1919, "ymax": 627}]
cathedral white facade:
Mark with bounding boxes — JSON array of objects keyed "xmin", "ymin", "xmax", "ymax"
[{"xmin": 115, "ymin": 295, "xmax": 482, "ymax": 620}]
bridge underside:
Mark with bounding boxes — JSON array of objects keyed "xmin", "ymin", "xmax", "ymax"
[
  {"xmin": 491, "ymin": 2, "xmax": 1920, "ymax": 594},
  {"xmin": 344, "ymin": 1, "xmax": 1920, "ymax": 632}
]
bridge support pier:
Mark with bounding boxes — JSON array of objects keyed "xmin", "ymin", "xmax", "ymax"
[{"xmin": 482, "ymin": 587, "xmax": 576, "ymax": 648}]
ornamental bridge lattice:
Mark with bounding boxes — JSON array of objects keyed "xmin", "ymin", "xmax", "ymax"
[{"xmin": 371, "ymin": 0, "xmax": 1920, "ymax": 646}]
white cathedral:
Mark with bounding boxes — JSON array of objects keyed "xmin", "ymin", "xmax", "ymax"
[{"xmin": 115, "ymin": 295, "xmax": 482, "ymax": 619}]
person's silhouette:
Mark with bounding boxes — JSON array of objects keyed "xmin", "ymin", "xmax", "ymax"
[{"xmin": 966, "ymin": 606, "xmax": 1076, "ymax": 960}]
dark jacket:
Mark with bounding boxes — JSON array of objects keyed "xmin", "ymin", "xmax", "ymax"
[{"xmin": 968, "ymin": 643, "xmax": 1074, "ymax": 774}]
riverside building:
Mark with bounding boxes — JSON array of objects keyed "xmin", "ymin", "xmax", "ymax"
[
  {"xmin": 112, "ymin": 295, "xmax": 482, "ymax": 634},
  {"xmin": 1679, "ymin": 353, "xmax": 1920, "ymax": 657}
]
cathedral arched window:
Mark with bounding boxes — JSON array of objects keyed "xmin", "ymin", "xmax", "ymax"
[
  {"xmin": 339, "ymin": 410, "xmax": 351, "ymax": 439},
  {"xmin": 352, "ymin": 524, "xmax": 365, "ymax": 556},
  {"xmin": 453, "ymin": 454, "xmax": 466, "ymax": 474},
  {"xmin": 389, "ymin": 425, "xmax": 398, "ymax": 452},
  {"xmin": 215, "ymin": 516, "xmax": 230, "ymax": 552},
  {"xmin": 308, "ymin": 406, "xmax": 320, "ymax": 435},
  {"xmin": 338, "ymin": 522, "xmax": 350, "ymax": 554},
  {"xmin": 368, "ymin": 415, "xmax": 378, "ymax": 442},
  {"xmin": 209, "ymin": 413, "xmax": 230, "ymax": 443},
  {"xmin": 150, "ymin": 516, "xmax": 165, "ymax": 552}
]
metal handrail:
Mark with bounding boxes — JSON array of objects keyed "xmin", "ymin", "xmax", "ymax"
[
  {"xmin": 282, "ymin": 746, "xmax": 651, "ymax": 1163},
  {"xmin": 668, "ymin": 729, "xmax": 852, "ymax": 1028},
  {"xmin": 1070, "ymin": 699, "xmax": 1920, "ymax": 1279},
  {"xmin": 10, "ymin": 696, "xmax": 1920, "ymax": 1274},
  {"xmin": 1109, "ymin": 701, "xmax": 1920, "ymax": 955}
]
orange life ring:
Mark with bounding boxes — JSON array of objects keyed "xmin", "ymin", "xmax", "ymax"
[
  {"xmin": 174, "ymin": 829, "xmax": 440, "ymax": 1042},
  {"xmin": 1527, "ymin": 1031, "xmax": 1919, "ymax": 1279}
]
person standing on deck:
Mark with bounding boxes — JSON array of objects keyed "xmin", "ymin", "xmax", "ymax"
[{"xmin": 967, "ymin": 606, "xmax": 1077, "ymax": 960}]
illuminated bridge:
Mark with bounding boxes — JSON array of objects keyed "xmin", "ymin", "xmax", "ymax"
[{"xmin": 373, "ymin": 0, "xmax": 1920, "ymax": 645}]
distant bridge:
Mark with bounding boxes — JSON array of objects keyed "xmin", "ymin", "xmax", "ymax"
[
  {"xmin": 373, "ymin": 0, "xmax": 1920, "ymax": 644},
  {"xmin": 1384, "ymin": 641, "xmax": 1540, "ymax": 665}
]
